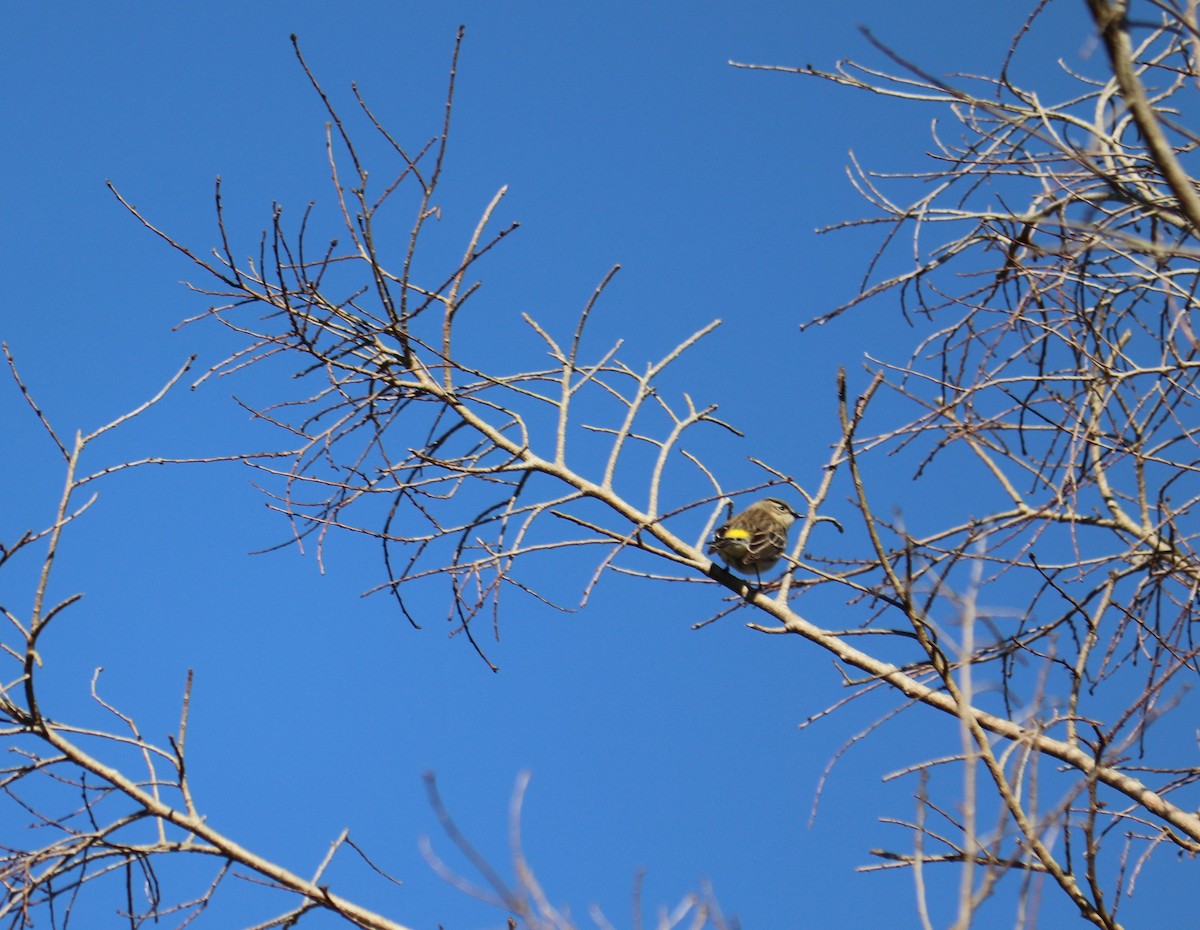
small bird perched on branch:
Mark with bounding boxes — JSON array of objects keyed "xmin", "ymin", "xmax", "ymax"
[{"xmin": 708, "ymin": 497, "xmax": 800, "ymax": 583}]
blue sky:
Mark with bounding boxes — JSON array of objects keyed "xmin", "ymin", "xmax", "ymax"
[{"xmin": 2, "ymin": 3, "xmax": 1189, "ymax": 929}]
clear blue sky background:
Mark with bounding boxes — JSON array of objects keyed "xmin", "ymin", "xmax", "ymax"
[{"xmin": 3, "ymin": 3, "xmax": 1191, "ymax": 929}]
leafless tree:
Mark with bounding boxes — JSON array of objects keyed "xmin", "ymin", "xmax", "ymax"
[
  {"xmin": 732, "ymin": 1, "xmax": 1200, "ymax": 926},
  {"xmin": 6, "ymin": 2, "xmax": 1200, "ymax": 927},
  {"xmin": 2, "ymin": 29, "xmax": 740, "ymax": 930}
]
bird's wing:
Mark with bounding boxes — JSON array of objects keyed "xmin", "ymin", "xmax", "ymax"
[{"xmin": 748, "ymin": 526, "xmax": 787, "ymax": 559}]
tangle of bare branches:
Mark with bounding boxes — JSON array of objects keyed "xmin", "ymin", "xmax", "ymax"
[{"xmin": 9, "ymin": 4, "xmax": 1200, "ymax": 928}]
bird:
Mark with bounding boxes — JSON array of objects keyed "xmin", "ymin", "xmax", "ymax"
[{"xmin": 708, "ymin": 497, "xmax": 800, "ymax": 584}]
